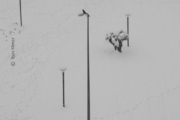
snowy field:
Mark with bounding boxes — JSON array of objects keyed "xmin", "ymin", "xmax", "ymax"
[{"xmin": 0, "ymin": 0, "xmax": 180, "ymax": 120}]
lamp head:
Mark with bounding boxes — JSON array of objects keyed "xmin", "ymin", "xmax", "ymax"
[
  {"xmin": 60, "ymin": 67, "xmax": 67, "ymax": 72},
  {"xmin": 78, "ymin": 13, "xmax": 84, "ymax": 16},
  {"xmin": 125, "ymin": 13, "xmax": 131, "ymax": 17},
  {"xmin": 78, "ymin": 9, "xmax": 90, "ymax": 17}
]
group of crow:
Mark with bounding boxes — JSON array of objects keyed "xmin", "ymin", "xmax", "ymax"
[{"xmin": 105, "ymin": 30, "xmax": 129, "ymax": 53}]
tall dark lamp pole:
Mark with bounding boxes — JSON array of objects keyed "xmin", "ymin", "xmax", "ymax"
[
  {"xmin": 78, "ymin": 9, "xmax": 90, "ymax": 120},
  {"xmin": 125, "ymin": 13, "xmax": 131, "ymax": 47},
  {"xmin": 19, "ymin": 0, "xmax": 22, "ymax": 26},
  {"xmin": 60, "ymin": 67, "xmax": 67, "ymax": 107}
]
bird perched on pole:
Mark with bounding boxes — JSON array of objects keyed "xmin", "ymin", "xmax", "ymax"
[
  {"xmin": 83, "ymin": 9, "xmax": 87, "ymax": 14},
  {"xmin": 82, "ymin": 9, "xmax": 90, "ymax": 17}
]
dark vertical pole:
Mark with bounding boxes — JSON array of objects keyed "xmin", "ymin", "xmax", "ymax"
[
  {"xmin": 19, "ymin": 0, "xmax": 22, "ymax": 26},
  {"xmin": 62, "ymin": 72, "xmax": 65, "ymax": 107},
  {"xmin": 127, "ymin": 17, "xmax": 129, "ymax": 47},
  {"xmin": 87, "ymin": 15, "xmax": 90, "ymax": 120}
]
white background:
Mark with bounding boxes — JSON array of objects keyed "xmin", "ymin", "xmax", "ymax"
[{"xmin": 0, "ymin": 0, "xmax": 180, "ymax": 120}]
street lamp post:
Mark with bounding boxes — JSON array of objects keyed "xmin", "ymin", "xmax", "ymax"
[
  {"xmin": 60, "ymin": 67, "xmax": 67, "ymax": 107},
  {"xmin": 19, "ymin": 0, "xmax": 22, "ymax": 26},
  {"xmin": 78, "ymin": 9, "xmax": 90, "ymax": 120},
  {"xmin": 125, "ymin": 13, "xmax": 131, "ymax": 47}
]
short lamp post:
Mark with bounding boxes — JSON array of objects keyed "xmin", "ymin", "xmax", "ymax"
[
  {"xmin": 19, "ymin": 0, "xmax": 22, "ymax": 26},
  {"xmin": 60, "ymin": 67, "xmax": 67, "ymax": 107},
  {"xmin": 125, "ymin": 13, "xmax": 131, "ymax": 47}
]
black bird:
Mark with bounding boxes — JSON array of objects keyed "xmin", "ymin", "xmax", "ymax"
[
  {"xmin": 82, "ymin": 9, "xmax": 86, "ymax": 14},
  {"xmin": 82, "ymin": 9, "xmax": 90, "ymax": 17}
]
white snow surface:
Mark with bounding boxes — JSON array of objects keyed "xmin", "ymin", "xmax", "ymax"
[{"xmin": 0, "ymin": 0, "xmax": 180, "ymax": 120}]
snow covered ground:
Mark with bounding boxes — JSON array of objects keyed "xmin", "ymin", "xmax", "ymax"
[{"xmin": 0, "ymin": 0, "xmax": 180, "ymax": 120}]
